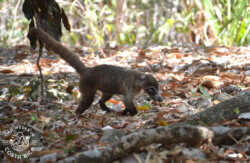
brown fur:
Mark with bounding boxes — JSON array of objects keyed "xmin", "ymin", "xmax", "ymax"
[{"xmin": 29, "ymin": 27, "xmax": 162, "ymax": 116}]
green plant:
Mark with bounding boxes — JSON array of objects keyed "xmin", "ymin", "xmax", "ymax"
[
  {"xmin": 199, "ymin": 84, "xmax": 211, "ymax": 99},
  {"xmin": 182, "ymin": 0, "xmax": 249, "ymax": 46},
  {"xmin": 0, "ymin": 0, "xmax": 248, "ymax": 47}
]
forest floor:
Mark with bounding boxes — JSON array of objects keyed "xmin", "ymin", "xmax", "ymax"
[{"xmin": 0, "ymin": 45, "xmax": 249, "ymax": 162}]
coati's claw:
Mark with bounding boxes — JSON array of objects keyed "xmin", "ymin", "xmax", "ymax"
[
  {"xmin": 75, "ymin": 108, "xmax": 82, "ymax": 115},
  {"xmin": 75, "ymin": 106, "xmax": 86, "ymax": 114},
  {"xmin": 122, "ymin": 109, "xmax": 128, "ymax": 116},
  {"xmin": 122, "ymin": 109, "xmax": 137, "ymax": 116},
  {"xmin": 99, "ymin": 103, "xmax": 111, "ymax": 112},
  {"xmin": 129, "ymin": 109, "xmax": 138, "ymax": 116},
  {"xmin": 104, "ymin": 108, "xmax": 111, "ymax": 113}
]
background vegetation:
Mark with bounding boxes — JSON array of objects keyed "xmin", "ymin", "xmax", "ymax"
[{"xmin": 0, "ymin": 0, "xmax": 249, "ymax": 48}]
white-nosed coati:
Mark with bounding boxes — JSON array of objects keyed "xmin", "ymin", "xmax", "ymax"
[{"xmin": 29, "ymin": 27, "xmax": 163, "ymax": 116}]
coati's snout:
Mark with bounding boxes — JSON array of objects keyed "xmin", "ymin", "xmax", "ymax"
[
  {"xmin": 143, "ymin": 75, "xmax": 163, "ymax": 102},
  {"xmin": 145, "ymin": 85, "xmax": 163, "ymax": 102}
]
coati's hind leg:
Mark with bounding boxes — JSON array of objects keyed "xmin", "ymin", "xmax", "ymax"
[
  {"xmin": 122, "ymin": 93, "xmax": 138, "ymax": 116},
  {"xmin": 75, "ymin": 89, "xmax": 96, "ymax": 115},
  {"xmin": 99, "ymin": 93, "xmax": 112, "ymax": 112}
]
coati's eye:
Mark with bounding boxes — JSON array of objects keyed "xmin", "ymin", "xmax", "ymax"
[{"xmin": 148, "ymin": 86, "xmax": 156, "ymax": 92}]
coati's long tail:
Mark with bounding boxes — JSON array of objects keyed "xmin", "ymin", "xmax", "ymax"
[{"xmin": 29, "ymin": 27, "xmax": 87, "ymax": 73}]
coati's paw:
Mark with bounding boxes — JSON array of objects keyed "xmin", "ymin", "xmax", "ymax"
[
  {"xmin": 102, "ymin": 106, "xmax": 111, "ymax": 113},
  {"xmin": 75, "ymin": 108, "xmax": 83, "ymax": 114},
  {"xmin": 129, "ymin": 109, "xmax": 138, "ymax": 116},
  {"xmin": 105, "ymin": 108, "xmax": 111, "ymax": 113},
  {"xmin": 122, "ymin": 108, "xmax": 137, "ymax": 116},
  {"xmin": 100, "ymin": 106, "xmax": 111, "ymax": 112},
  {"xmin": 122, "ymin": 109, "xmax": 128, "ymax": 116},
  {"xmin": 99, "ymin": 103, "xmax": 111, "ymax": 113}
]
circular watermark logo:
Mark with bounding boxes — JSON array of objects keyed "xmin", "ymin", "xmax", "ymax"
[{"xmin": 0, "ymin": 125, "xmax": 35, "ymax": 159}]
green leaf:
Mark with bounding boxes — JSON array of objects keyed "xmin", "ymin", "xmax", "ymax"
[
  {"xmin": 106, "ymin": 24, "xmax": 113, "ymax": 33},
  {"xmin": 237, "ymin": 85, "xmax": 243, "ymax": 89},
  {"xmin": 5, "ymin": 117, "xmax": 13, "ymax": 123},
  {"xmin": 167, "ymin": 19, "xmax": 174, "ymax": 27},
  {"xmin": 9, "ymin": 86, "xmax": 21, "ymax": 96},
  {"xmin": 31, "ymin": 115, "xmax": 38, "ymax": 122},
  {"xmin": 124, "ymin": 33, "xmax": 131, "ymax": 45},
  {"xmin": 49, "ymin": 132, "xmax": 53, "ymax": 139},
  {"xmin": 119, "ymin": 33, "xmax": 126, "ymax": 42},
  {"xmin": 64, "ymin": 146, "xmax": 75, "ymax": 153},
  {"xmin": 143, "ymin": 102, "xmax": 152, "ymax": 109},
  {"xmin": 234, "ymin": 108, "xmax": 240, "ymax": 115},
  {"xmin": 199, "ymin": 84, "xmax": 211, "ymax": 99},
  {"xmin": 86, "ymin": 34, "xmax": 93, "ymax": 40},
  {"xmin": 65, "ymin": 135, "xmax": 75, "ymax": 143}
]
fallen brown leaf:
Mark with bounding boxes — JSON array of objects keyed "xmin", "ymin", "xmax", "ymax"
[{"xmin": 0, "ymin": 69, "xmax": 15, "ymax": 74}]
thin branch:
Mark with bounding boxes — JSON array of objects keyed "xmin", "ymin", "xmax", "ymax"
[
  {"xmin": 235, "ymin": 9, "xmax": 246, "ymax": 44},
  {"xmin": 37, "ymin": 43, "xmax": 45, "ymax": 104}
]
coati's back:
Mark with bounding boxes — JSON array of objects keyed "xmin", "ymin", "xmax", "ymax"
[{"xmin": 81, "ymin": 64, "xmax": 144, "ymax": 94}]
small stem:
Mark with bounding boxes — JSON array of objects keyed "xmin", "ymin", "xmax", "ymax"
[
  {"xmin": 235, "ymin": 9, "xmax": 246, "ymax": 45},
  {"xmin": 37, "ymin": 43, "xmax": 45, "ymax": 104}
]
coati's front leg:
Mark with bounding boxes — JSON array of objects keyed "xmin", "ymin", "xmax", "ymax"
[
  {"xmin": 122, "ymin": 93, "xmax": 138, "ymax": 116},
  {"xmin": 99, "ymin": 93, "xmax": 112, "ymax": 112},
  {"xmin": 75, "ymin": 92, "xmax": 96, "ymax": 114},
  {"xmin": 75, "ymin": 83, "xmax": 96, "ymax": 114}
]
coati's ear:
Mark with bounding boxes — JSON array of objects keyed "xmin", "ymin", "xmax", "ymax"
[{"xmin": 140, "ymin": 75, "xmax": 146, "ymax": 80}]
